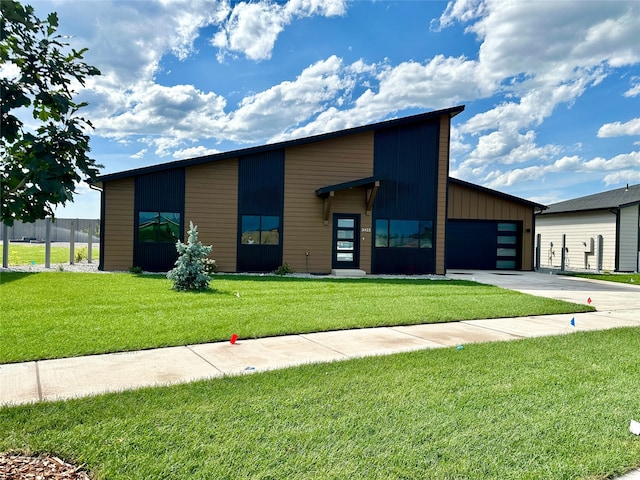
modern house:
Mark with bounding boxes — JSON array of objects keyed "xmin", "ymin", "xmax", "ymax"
[
  {"xmin": 535, "ymin": 184, "xmax": 640, "ymax": 272},
  {"xmin": 94, "ymin": 106, "xmax": 545, "ymax": 274}
]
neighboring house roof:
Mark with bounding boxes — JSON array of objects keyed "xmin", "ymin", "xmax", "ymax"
[
  {"xmin": 94, "ymin": 106, "xmax": 465, "ymax": 186},
  {"xmin": 538, "ymin": 183, "xmax": 640, "ymax": 215},
  {"xmin": 448, "ymin": 177, "xmax": 547, "ymax": 210}
]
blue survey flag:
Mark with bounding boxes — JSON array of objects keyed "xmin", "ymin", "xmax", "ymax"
[{"xmin": 570, "ymin": 317, "xmax": 575, "ymax": 327}]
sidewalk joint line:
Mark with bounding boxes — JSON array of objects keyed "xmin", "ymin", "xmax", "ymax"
[
  {"xmin": 388, "ymin": 326, "xmax": 435, "ymax": 341},
  {"xmin": 460, "ymin": 320, "xmax": 528, "ymax": 338},
  {"xmin": 35, "ymin": 361, "xmax": 43, "ymax": 401},
  {"xmin": 185, "ymin": 346, "xmax": 223, "ymax": 374},
  {"xmin": 297, "ymin": 334, "xmax": 349, "ymax": 357}
]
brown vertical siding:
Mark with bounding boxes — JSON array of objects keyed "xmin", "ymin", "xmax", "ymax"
[
  {"xmin": 447, "ymin": 182, "xmax": 535, "ymax": 270},
  {"xmin": 102, "ymin": 178, "xmax": 134, "ymax": 270},
  {"xmin": 184, "ymin": 159, "xmax": 238, "ymax": 272},
  {"xmin": 435, "ymin": 116, "xmax": 451, "ymax": 275},
  {"xmin": 283, "ymin": 132, "xmax": 374, "ymax": 273}
]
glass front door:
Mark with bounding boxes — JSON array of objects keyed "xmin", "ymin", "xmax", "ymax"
[{"xmin": 332, "ymin": 214, "xmax": 360, "ymax": 269}]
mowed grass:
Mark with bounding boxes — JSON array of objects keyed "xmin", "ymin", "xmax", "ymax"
[
  {"xmin": 1, "ymin": 328, "xmax": 639, "ymax": 479},
  {"xmin": 0, "ymin": 272, "xmax": 594, "ymax": 363},
  {"xmin": 2, "ymin": 243, "xmax": 99, "ymax": 265}
]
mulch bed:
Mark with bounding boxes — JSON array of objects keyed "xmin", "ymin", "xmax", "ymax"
[{"xmin": 0, "ymin": 453, "xmax": 92, "ymax": 479}]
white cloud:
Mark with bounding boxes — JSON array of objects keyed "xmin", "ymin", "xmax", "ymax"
[
  {"xmin": 461, "ymin": 76, "xmax": 597, "ymax": 137},
  {"xmin": 435, "ymin": 0, "xmax": 486, "ymax": 30},
  {"xmin": 484, "ymin": 151, "xmax": 640, "ymax": 189},
  {"xmin": 603, "ymin": 169, "xmax": 640, "ymax": 185},
  {"xmin": 131, "ymin": 149, "xmax": 148, "ymax": 160},
  {"xmin": 435, "ymin": 0, "xmax": 640, "ymax": 193},
  {"xmin": 268, "ymin": 55, "xmax": 489, "ymax": 142},
  {"xmin": 94, "ymin": 82, "xmax": 227, "ymax": 141},
  {"xmin": 374, "ymin": 55, "xmax": 491, "ymax": 108},
  {"xmin": 212, "ymin": 0, "xmax": 346, "ymax": 61},
  {"xmin": 578, "ymin": 151, "xmax": 640, "ymax": 172},
  {"xmin": 484, "ymin": 164, "xmax": 545, "ymax": 188},
  {"xmin": 463, "ymin": 0, "xmax": 639, "ymax": 81},
  {"xmin": 284, "ymin": 0, "xmax": 346, "ymax": 17},
  {"xmin": 94, "ymin": 55, "xmax": 359, "ymax": 150},
  {"xmin": 624, "ymin": 79, "xmax": 640, "ymax": 97},
  {"xmin": 212, "ymin": 2, "xmax": 287, "ymax": 62},
  {"xmin": 172, "ymin": 146, "xmax": 220, "ymax": 159},
  {"xmin": 51, "ymin": 0, "xmax": 230, "ymax": 85},
  {"xmin": 598, "ymin": 118, "xmax": 640, "ymax": 138},
  {"xmin": 224, "ymin": 55, "xmax": 354, "ymax": 142}
]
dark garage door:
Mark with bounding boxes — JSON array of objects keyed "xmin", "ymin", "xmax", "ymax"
[{"xmin": 447, "ymin": 220, "xmax": 521, "ymax": 270}]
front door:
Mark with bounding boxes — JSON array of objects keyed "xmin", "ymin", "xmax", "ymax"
[{"xmin": 332, "ymin": 214, "xmax": 360, "ymax": 269}]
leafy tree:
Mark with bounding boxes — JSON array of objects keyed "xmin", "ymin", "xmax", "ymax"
[
  {"xmin": 1, "ymin": 0, "xmax": 101, "ymax": 226},
  {"xmin": 167, "ymin": 222, "xmax": 213, "ymax": 291}
]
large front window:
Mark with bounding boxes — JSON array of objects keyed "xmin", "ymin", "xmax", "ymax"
[
  {"xmin": 241, "ymin": 215, "xmax": 280, "ymax": 245},
  {"xmin": 138, "ymin": 212, "xmax": 180, "ymax": 243},
  {"xmin": 375, "ymin": 219, "xmax": 432, "ymax": 249}
]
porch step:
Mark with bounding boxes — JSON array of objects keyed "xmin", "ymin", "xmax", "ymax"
[{"xmin": 331, "ymin": 269, "xmax": 366, "ymax": 278}]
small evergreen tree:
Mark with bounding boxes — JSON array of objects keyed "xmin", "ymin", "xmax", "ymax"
[{"xmin": 167, "ymin": 222, "xmax": 212, "ymax": 291}]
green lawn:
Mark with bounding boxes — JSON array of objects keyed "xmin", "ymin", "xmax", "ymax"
[
  {"xmin": 2, "ymin": 243, "xmax": 99, "ymax": 265},
  {"xmin": 1, "ymin": 328, "xmax": 639, "ymax": 479},
  {"xmin": 0, "ymin": 272, "xmax": 593, "ymax": 364},
  {"xmin": 564, "ymin": 272, "xmax": 640, "ymax": 285}
]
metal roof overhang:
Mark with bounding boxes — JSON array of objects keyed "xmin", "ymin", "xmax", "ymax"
[{"xmin": 315, "ymin": 175, "xmax": 382, "ymax": 225}]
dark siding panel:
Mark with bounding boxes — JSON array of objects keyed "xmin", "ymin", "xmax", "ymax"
[
  {"xmin": 374, "ymin": 249, "xmax": 434, "ymax": 275},
  {"xmin": 373, "ymin": 128, "xmax": 399, "ymax": 219},
  {"xmin": 238, "ymin": 151, "xmax": 284, "ymax": 216},
  {"xmin": 134, "ymin": 169, "xmax": 185, "ymax": 272},
  {"xmin": 135, "ymin": 169, "xmax": 185, "ymax": 212},
  {"xmin": 372, "ymin": 121, "xmax": 439, "ymax": 274},
  {"xmin": 237, "ymin": 150, "xmax": 284, "ymax": 272}
]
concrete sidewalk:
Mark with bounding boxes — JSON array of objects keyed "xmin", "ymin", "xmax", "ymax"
[
  {"xmin": 2, "ymin": 270, "xmax": 639, "ymax": 406},
  {"xmin": 2, "ymin": 309, "xmax": 640, "ymax": 407}
]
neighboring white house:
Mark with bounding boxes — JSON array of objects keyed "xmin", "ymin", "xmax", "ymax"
[{"xmin": 535, "ymin": 184, "xmax": 640, "ymax": 273}]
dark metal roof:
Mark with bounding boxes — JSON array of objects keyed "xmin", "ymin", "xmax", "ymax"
[
  {"xmin": 315, "ymin": 175, "xmax": 382, "ymax": 197},
  {"xmin": 538, "ymin": 183, "xmax": 640, "ymax": 215},
  {"xmin": 448, "ymin": 177, "xmax": 547, "ymax": 210},
  {"xmin": 94, "ymin": 106, "xmax": 465, "ymax": 185}
]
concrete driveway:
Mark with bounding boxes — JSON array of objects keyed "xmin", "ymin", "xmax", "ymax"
[{"xmin": 448, "ymin": 269, "xmax": 640, "ymax": 312}]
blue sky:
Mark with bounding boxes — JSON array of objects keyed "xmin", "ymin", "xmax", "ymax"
[{"xmin": 15, "ymin": 0, "xmax": 640, "ymax": 218}]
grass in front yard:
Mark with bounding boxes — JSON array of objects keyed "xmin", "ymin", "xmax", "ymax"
[
  {"xmin": 1, "ymin": 328, "xmax": 639, "ymax": 479},
  {"xmin": 0, "ymin": 272, "xmax": 593, "ymax": 363},
  {"xmin": 565, "ymin": 272, "xmax": 640, "ymax": 285}
]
